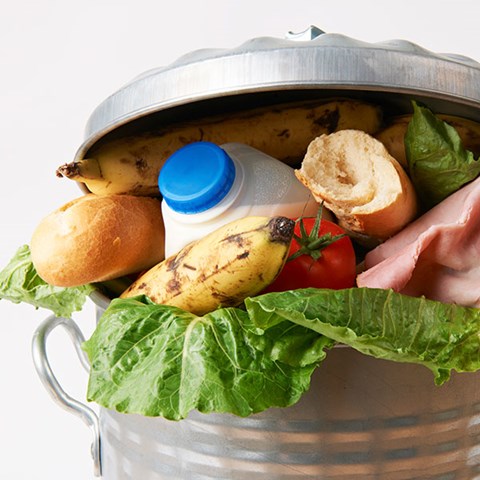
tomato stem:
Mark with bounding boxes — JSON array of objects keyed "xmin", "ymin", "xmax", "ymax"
[{"xmin": 287, "ymin": 205, "xmax": 346, "ymax": 263}]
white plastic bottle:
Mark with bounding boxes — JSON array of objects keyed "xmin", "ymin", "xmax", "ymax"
[{"xmin": 159, "ymin": 141, "xmax": 318, "ymax": 257}]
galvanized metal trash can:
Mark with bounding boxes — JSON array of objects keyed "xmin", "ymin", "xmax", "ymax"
[{"xmin": 33, "ymin": 27, "xmax": 480, "ymax": 479}]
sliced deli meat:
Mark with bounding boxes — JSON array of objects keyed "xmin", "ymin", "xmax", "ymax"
[{"xmin": 356, "ymin": 176, "xmax": 480, "ymax": 307}]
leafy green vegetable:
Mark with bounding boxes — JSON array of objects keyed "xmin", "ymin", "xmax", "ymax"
[
  {"xmin": 0, "ymin": 245, "xmax": 94, "ymax": 317},
  {"xmin": 246, "ymin": 288, "xmax": 480, "ymax": 385},
  {"xmin": 83, "ymin": 295, "xmax": 332, "ymax": 420},
  {"xmin": 84, "ymin": 288, "xmax": 480, "ymax": 420},
  {"xmin": 405, "ymin": 101, "xmax": 480, "ymax": 209}
]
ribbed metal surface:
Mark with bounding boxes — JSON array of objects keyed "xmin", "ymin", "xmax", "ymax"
[{"xmin": 99, "ymin": 347, "xmax": 480, "ymax": 479}]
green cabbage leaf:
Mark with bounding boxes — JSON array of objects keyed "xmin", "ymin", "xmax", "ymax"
[
  {"xmin": 405, "ymin": 101, "xmax": 480, "ymax": 209},
  {"xmin": 0, "ymin": 245, "xmax": 94, "ymax": 317},
  {"xmin": 246, "ymin": 288, "xmax": 480, "ymax": 385},
  {"xmin": 83, "ymin": 288, "xmax": 480, "ymax": 420},
  {"xmin": 83, "ymin": 295, "xmax": 332, "ymax": 420}
]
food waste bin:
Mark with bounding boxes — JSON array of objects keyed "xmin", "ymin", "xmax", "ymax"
[{"xmin": 32, "ymin": 26, "xmax": 480, "ymax": 479}]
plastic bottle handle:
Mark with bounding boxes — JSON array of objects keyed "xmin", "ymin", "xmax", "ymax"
[{"xmin": 31, "ymin": 315, "xmax": 101, "ymax": 477}]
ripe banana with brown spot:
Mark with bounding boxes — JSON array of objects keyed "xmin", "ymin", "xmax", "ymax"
[
  {"xmin": 376, "ymin": 114, "xmax": 480, "ymax": 168},
  {"xmin": 56, "ymin": 98, "xmax": 383, "ymax": 196},
  {"xmin": 121, "ymin": 216, "xmax": 295, "ymax": 315}
]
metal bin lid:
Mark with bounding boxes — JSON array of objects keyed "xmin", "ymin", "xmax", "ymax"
[{"xmin": 75, "ymin": 26, "xmax": 480, "ymax": 161}]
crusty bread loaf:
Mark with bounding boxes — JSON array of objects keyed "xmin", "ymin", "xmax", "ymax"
[
  {"xmin": 295, "ymin": 130, "xmax": 418, "ymax": 241},
  {"xmin": 31, "ymin": 194, "xmax": 165, "ymax": 287}
]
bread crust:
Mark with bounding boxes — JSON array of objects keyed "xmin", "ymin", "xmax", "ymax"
[
  {"xmin": 295, "ymin": 130, "xmax": 418, "ymax": 241},
  {"xmin": 30, "ymin": 194, "xmax": 165, "ymax": 287}
]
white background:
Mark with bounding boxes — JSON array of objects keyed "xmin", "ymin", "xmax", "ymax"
[{"xmin": 1, "ymin": 1, "xmax": 480, "ymax": 478}]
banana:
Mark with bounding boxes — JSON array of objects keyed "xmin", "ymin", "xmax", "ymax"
[
  {"xmin": 374, "ymin": 116, "xmax": 411, "ymax": 168},
  {"xmin": 56, "ymin": 98, "xmax": 383, "ymax": 196},
  {"xmin": 120, "ymin": 216, "xmax": 295, "ymax": 315},
  {"xmin": 376, "ymin": 113, "xmax": 480, "ymax": 168}
]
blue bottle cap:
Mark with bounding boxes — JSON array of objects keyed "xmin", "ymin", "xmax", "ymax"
[{"xmin": 158, "ymin": 142, "xmax": 236, "ymax": 214}]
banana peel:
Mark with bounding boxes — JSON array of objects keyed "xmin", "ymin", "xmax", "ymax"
[
  {"xmin": 121, "ymin": 216, "xmax": 295, "ymax": 315},
  {"xmin": 56, "ymin": 98, "xmax": 383, "ymax": 196}
]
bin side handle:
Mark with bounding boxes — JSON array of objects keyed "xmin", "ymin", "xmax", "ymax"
[{"xmin": 32, "ymin": 315, "xmax": 101, "ymax": 477}]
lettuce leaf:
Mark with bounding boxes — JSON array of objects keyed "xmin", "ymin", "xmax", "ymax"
[
  {"xmin": 0, "ymin": 245, "xmax": 94, "ymax": 317},
  {"xmin": 83, "ymin": 295, "xmax": 332, "ymax": 420},
  {"xmin": 405, "ymin": 101, "xmax": 480, "ymax": 209},
  {"xmin": 83, "ymin": 288, "xmax": 480, "ymax": 420},
  {"xmin": 246, "ymin": 288, "xmax": 480, "ymax": 385}
]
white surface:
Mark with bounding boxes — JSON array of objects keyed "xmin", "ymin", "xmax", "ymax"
[{"xmin": 1, "ymin": 1, "xmax": 480, "ymax": 478}]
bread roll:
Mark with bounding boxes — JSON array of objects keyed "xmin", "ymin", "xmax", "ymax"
[
  {"xmin": 295, "ymin": 130, "xmax": 418, "ymax": 241},
  {"xmin": 31, "ymin": 194, "xmax": 165, "ymax": 287}
]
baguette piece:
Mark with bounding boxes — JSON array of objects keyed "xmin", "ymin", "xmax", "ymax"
[
  {"xmin": 295, "ymin": 130, "xmax": 418, "ymax": 241},
  {"xmin": 31, "ymin": 194, "xmax": 165, "ymax": 287}
]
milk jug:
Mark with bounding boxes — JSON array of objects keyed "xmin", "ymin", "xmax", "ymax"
[{"xmin": 159, "ymin": 141, "xmax": 318, "ymax": 256}]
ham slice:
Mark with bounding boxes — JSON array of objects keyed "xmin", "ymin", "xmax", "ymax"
[{"xmin": 356, "ymin": 176, "xmax": 480, "ymax": 307}]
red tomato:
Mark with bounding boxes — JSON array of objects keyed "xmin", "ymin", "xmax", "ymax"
[{"xmin": 265, "ymin": 215, "xmax": 357, "ymax": 292}]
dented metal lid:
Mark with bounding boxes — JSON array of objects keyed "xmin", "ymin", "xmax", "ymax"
[{"xmin": 76, "ymin": 26, "xmax": 480, "ymax": 160}]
